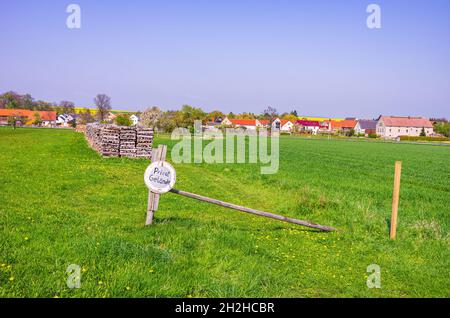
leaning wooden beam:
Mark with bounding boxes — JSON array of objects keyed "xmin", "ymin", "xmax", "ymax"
[{"xmin": 169, "ymin": 188, "xmax": 336, "ymax": 232}]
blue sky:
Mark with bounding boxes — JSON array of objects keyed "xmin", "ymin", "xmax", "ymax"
[{"xmin": 1, "ymin": 0, "xmax": 449, "ymax": 118}]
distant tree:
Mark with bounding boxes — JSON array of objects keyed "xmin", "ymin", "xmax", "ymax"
[
  {"xmin": 208, "ymin": 110, "xmax": 225, "ymax": 121},
  {"xmin": 227, "ymin": 112, "xmax": 236, "ymax": 119},
  {"xmin": 263, "ymin": 106, "xmax": 278, "ymax": 123},
  {"xmin": 7, "ymin": 116, "xmax": 18, "ymax": 129},
  {"xmin": 157, "ymin": 111, "xmax": 179, "ymax": 133},
  {"xmin": 237, "ymin": 112, "xmax": 256, "ymax": 119},
  {"xmin": 179, "ymin": 105, "xmax": 206, "ymax": 128},
  {"xmin": 290, "ymin": 110, "xmax": 298, "ymax": 117},
  {"xmin": 140, "ymin": 106, "xmax": 162, "ymax": 128},
  {"xmin": 282, "ymin": 113, "xmax": 298, "ymax": 122},
  {"xmin": 59, "ymin": 101, "xmax": 75, "ymax": 114},
  {"xmin": 94, "ymin": 94, "xmax": 112, "ymax": 121},
  {"xmin": 115, "ymin": 114, "xmax": 132, "ymax": 126},
  {"xmin": 1, "ymin": 91, "xmax": 22, "ymax": 109},
  {"xmin": 34, "ymin": 100, "xmax": 54, "ymax": 111},
  {"xmin": 420, "ymin": 127, "xmax": 426, "ymax": 137},
  {"xmin": 33, "ymin": 112, "xmax": 42, "ymax": 126},
  {"xmin": 346, "ymin": 128, "xmax": 355, "ymax": 137},
  {"xmin": 22, "ymin": 94, "xmax": 34, "ymax": 110},
  {"xmin": 78, "ymin": 108, "xmax": 94, "ymax": 124},
  {"xmin": 433, "ymin": 121, "xmax": 450, "ymax": 137}
]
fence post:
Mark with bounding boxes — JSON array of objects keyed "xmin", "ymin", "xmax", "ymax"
[{"xmin": 390, "ymin": 161, "xmax": 402, "ymax": 239}]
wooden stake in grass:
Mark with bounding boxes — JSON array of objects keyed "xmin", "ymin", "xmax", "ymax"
[
  {"xmin": 145, "ymin": 145, "xmax": 167, "ymax": 225},
  {"xmin": 390, "ymin": 161, "xmax": 402, "ymax": 239}
]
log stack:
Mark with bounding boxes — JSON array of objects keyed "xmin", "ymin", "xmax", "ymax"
[
  {"xmin": 119, "ymin": 126, "xmax": 137, "ymax": 158},
  {"xmin": 136, "ymin": 127, "xmax": 153, "ymax": 159},
  {"xmin": 85, "ymin": 123, "xmax": 102, "ymax": 152},
  {"xmin": 100, "ymin": 125, "xmax": 120, "ymax": 157},
  {"xmin": 84, "ymin": 123, "xmax": 153, "ymax": 159}
]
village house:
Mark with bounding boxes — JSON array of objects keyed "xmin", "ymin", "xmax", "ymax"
[
  {"xmin": 376, "ymin": 116, "xmax": 434, "ymax": 138},
  {"xmin": 0, "ymin": 109, "xmax": 57, "ymax": 126},
  {"xmin": 329, "ymin": 119, "xmax": 357, "ymax": 134},
  {"xmin": 271, "ymin": 118, "xmax": 294, "ymax": 132},
  {"xmin": 221, "ymin": 118, "xmax": 266, "ymax": 130},
  {"xmin": 204, "ymin": 116, "xmax": 223, "ymax": 131},
  {"xmin": 107, "ymin": 112, "xmax": 117, "ymax": 122},
  {"xmin": 296, "ymin": 119, "xmax": 331, "ymax": 135},
  {"xmin": 318, "ymin": 121, "xmax": 332, "ymax": 133},
  {"xmin": 130, "ymin": 114, "xmax": 139, "ymax": 126},
  {"xmin": 354, "ymin": 119, "xmax": 377, "ymax": 136},
  {"xmin": 295, "ymin": 120, "xmax": 322, "ymax": 135},
  {"xmin": 56, "ymin": 114, "xmax": 77, "ymax": 127},
  {"xmin": 259, "ymin": 119, "xmax": 270, "ymax": 128}
]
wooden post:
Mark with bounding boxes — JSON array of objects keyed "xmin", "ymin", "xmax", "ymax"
[
  {"xmin": 145, "ymin": 145, "xmax": 167, "ymax": 225},
  {"xmin": 390, "ymin": 161, "xmax": 402, "ymax": 239}
]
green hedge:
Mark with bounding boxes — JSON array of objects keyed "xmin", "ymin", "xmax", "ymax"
[{"xmin": 400, "ymin": 136, "xmax": 450, "ymax": 142}]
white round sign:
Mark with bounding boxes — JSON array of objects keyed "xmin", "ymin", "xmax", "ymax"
[{"xmin": 144, "ymin": 161, "xmax": 176, "ymax": 194}]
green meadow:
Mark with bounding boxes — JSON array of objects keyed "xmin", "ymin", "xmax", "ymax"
[{"xmin": 0, "ymin": 127, "xmax": 448, "ymax": 297}]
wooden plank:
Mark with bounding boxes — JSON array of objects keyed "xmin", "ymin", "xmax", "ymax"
[
  {"xmin": 169, "ymin": 188, "xmax": 336, "ymax": 232},
  {"xmin": 145, "ymin": 145, "xmax": 167, "ymax": 225},
  {"xmin": 390, "ymin": 161, "xmax": 402, "ymax": 239}
]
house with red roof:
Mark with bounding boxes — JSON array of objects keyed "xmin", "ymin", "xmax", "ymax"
[
  {"xmin": 221, "ymin": 117, "xmax": 267, "ymax": 130},
  {"xmin": 376, "ymin": 116, "xmax": 434, "ymax": 138},
  {"xmin": 271, "ymin": 118, "xmax": 294, "ymax": 132},
  {"xmin": 295, "ymin": 119, "xmax": 324, "ymax": 135},
  {"xmin": 0, "ymin": 109, "xmax": 57, "ymax": 126},
  {"xmin": 329, "ymin": 119, "xmax": 357, "ymax": 133}
]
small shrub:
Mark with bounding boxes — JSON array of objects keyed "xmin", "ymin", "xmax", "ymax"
[{"xmin": 115, "ymin": 114, "xmax": 132, "ymax": 126}]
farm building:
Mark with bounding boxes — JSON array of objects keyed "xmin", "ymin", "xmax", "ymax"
[
  {"xmin": 0, "ymin": 109, "xmax": 57, "ymax": 126},
  {"xmin": 354, "ymin": 119, "xmax": 377, "ymax": 135},
  {"xmin": 329, "ymin": 119, "xmax": 357, "ymax": 134},
  {"xmin": 376, "ymin": 116, "xmax": 434, "ymax": 138}
]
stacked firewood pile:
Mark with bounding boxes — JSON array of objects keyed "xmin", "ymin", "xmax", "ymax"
[
  {"xmin": 101, "ymin": 125, "xmax": 121, "ymax": 157},
  {"xmin": 85, "ymin": 123, "xmax": 153, "ymax": 159},
  {"xmin": 75, "ymin": 124, "xmax": 86, "ymax": 133},
  {"xmin": 85, "ymin": 124, "xmax": 102, "ymax": 152},
  {"xmin": 136, "ymin": 127, "xmax": 154, "ymax": 158},
  {"xmin": 119, "ymin": 126, "xmax": 137, "ymax": 158}
]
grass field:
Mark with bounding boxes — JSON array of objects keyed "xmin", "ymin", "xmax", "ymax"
[{"xmin": 0, "ymin": 127, "xmax": 449, "ymax": 297}]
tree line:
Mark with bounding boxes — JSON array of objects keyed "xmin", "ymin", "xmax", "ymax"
[{"xmin": 0, "ymin": 91, "xmax": 300, "ymax": 132}]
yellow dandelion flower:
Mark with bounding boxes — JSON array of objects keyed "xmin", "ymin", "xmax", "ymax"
[{"xmin": 9, "ymin": 276, "xmax": 14, "ymax": 281}]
